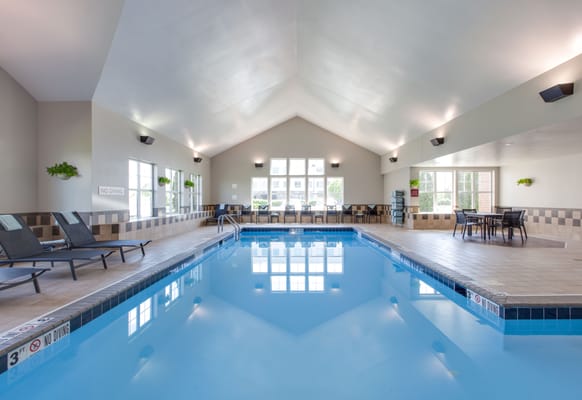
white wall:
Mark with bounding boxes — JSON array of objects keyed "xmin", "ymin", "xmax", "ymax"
[
  {"xmin": 211, "ymin": 117, "xmax": 383, "ymax": 204},
  {"xmin": 500, "ymin": 152, "xmax": 582, "ymax": 208},
  {"xmin": 91, "ymin": 104, "xmax": 211, "ymax": 212},
  {"xmin": 0, "ymin": 67, "xmax": 37, "ymax": 213},
  {"xmin": 383, "ymin": 168, "xmax": 410, "ymax": 205},
  {"xmin": 37, "ymin": 102, "xmax": 92, "ymax": 212},
  {"xmin": 381, "ymin": 52, "xmax": 582, "ymax": 173}
]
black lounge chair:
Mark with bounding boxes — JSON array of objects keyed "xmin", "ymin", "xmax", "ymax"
[
  {"xmin": 326, "ymin": 205, "xmax": 339, "ymax": 223},
  {"xmin": 205, "ymin": 204, "xmax": 227, "ymax": 225},
  {"xmin": 53, "ymin": 212, "xmax": 152, "ymax": 263},
  {"xmin": 240, "ymin": 204, "xmax": 254, "ymax": 223},
  {"xmin": 256, "ymin": 204, "xmax": 270, "ymax": 223},
  {"xmin": 0, "ymin": 266, "xmax": 50, "ymax": 293},
  {"xmin": 367, "ymin": 204, "xmax": 379, "ymax": 223},
  {"xmin": 341, "ymin": 204, "xmax": 353, "ymax": 223},
  {"xmin": 300, "ymin": 204, "xmax": 313, "ymax": 223},
  {"xmin": 0, "ymin": 214, "xmax": 112, "ymax": 281},
  {"xmin": 284, "ymin": 205, "xmax": 296, "ymax": 223}
]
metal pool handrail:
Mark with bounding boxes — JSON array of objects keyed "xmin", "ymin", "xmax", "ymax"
[{"xmin": 218, "ymin": 214, "xmax": 240, "ymax": 240}]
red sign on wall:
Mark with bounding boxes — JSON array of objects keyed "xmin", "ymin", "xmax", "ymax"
[{"xmin": 410, "ymin": 188, "xmax": 419, "ymax": 197}]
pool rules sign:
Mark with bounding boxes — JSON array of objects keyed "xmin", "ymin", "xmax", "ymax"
[{"xmin": 7, "ymin": 322, "xmax": 70, "ymax": 369}]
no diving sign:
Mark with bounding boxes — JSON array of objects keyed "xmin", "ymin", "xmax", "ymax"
[{"xmin": 7, "ymin": 322, "xmax": 70, "ymax": 370}]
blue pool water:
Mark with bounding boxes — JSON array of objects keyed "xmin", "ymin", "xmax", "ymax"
[{"xmin": 2, "ymin": 231, "xmax": 582, "ymax": 399}]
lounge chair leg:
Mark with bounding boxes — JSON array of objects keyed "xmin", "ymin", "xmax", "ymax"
[
  {"xmin": 69, "ymin": 261, "xmax": 77, "ymax": 281},
  {"xmin": 32, "ymin": 273, "xmax": 41, "ymax": 293},
  {"xmin": 453, "ymin": 225, "xmax": 457, "ymax": 237},
  {"xmin": 140, "ymin": 244, "xmax": 146, "ymax": 257},
  {"xmin": 523, "ymin": 225, "xmax": 528, "ymax": 239},
  {"xmin": 101, "ymin": 254, "xmax": 108, "ymax": 269},
  {"xmin": 120, "ymin": 248, "xmax": 126, "ymax": 263}
]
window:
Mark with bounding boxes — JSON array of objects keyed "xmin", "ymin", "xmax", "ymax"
[
  {"xmin": 270, "ymin": 158, "xmax": 287, "ymax": 175},
  {"xmin": 186, "ymin": 173, "xmax": 202, "ymax": 212},
  {"xmin": 456, "ymin": 171, "xmax": 493, "ymax": 212},
  {"xmin": 419, "ymin": 171, "xmax": 453, "ymax": 213},
  {"xmin": 165, "ymin": 168, "xmax": 182, "ymax": 214},
  {"xmin": 308, "ymin": 177, "xmax": 325, "ymax": 209},
  {"xmin": 128, "ymin": 160, "xmax": 153, "ymax": 219},
  {"xmin": 326, "ymin": 177, "xmax": 344, "ymax": 206},
  {"xmin": 251, "ymin": 177, "xmax": 268, "ymax": 209},
  {"xmin": 308, "ymin": 158, "xmax": 324, "ymax": 175},
  {"xmin": 289, "ymin": 177, "xmax": 306, "ymax": 208},
  {"xmin": 419, "ymin": 169, "xmax": 494, "ymax": 213},
  {"xmin": 270, "ymin": 177, "xmax": 287, "ymax": 210},
  {"xmin": 289, "ymin": 158, "xmax": 305, "ymax": 175},
  {"xmin": 251, "ymin": 158, "xmax": 343, "ymax": 210}
]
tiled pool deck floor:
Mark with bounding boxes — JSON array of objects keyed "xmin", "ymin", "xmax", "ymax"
[{"xmin": 1, "ymin": 223, "xmax": 582, "ymax": 334}]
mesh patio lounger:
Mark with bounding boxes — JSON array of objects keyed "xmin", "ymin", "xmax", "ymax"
[
  {"xmin": 205, "ymin": 204, "xmax": 228, "ymax": 225},
  {"xmin": 0, "ymin": 214, "xmax": 112, "ymax": 281},
  {"xmin": 0, "ymin": 266, "xmax": 50, "ymax": 293},
  {"xmin": 53, "ymin": 212, "xmax": 152, "ymax": 263}
]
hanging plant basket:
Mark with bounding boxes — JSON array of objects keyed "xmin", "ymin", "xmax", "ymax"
[
  {"xmin": 158, "ymin": 176, "xmax": 171, "ymax": 186},
  {"xmin": 184, "ymin": 179, "xmax": 195, "ymax": 188},
  {"xmin": 516, "ymin": 178, "xmax": 533, "ymax": 187},
  {"xmin": 46, "ymin": 162, "xmax": 79, "ymax": 180}
]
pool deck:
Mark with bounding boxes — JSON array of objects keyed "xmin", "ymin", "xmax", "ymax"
[{"xmin": 1, "ymin": 223, "xmax": 582, "ymax": 335}]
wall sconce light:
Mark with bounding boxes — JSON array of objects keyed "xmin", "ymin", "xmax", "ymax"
[
  {"xmin": 389, "ymin": 156, "xmax": 398, "ymax": 163},
  {"xmin": 430, "ymin": 137, "xmax": 445, "ymax": 146},
  {"xmin": 254, "ymin": 162, "xmax": 264, "ymax": 168},
  {"xmin": 193, "ymin": 157, "xmax": 203, "ymax": 163},
  {"xmin": 539, "ymin": 83, "xmax": 574, "ymax": 102},
  {"xmin": 139, "ymin": 135, "xmax": 155, "ymax": 145},
  {"xmin": 330, "ymin": 162, "xmax": 340, "ymax": 168}
]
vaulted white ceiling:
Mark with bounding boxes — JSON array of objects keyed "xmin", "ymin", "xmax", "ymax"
[{"xmin": 1, "ymin": 0, "xmax": 582, "ymax": 157}]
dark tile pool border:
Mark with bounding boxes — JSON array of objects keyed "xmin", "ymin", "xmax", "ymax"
[
  {"xmin": 0, "ymin": 231, "xmax": 234, "ymax": 374},
  {"xmin": 357, "ymin": 230, "xmax": 582, "ymax": 324},
  {"xmin": 3, "ymin": 226, "xmax": 582, "ymax": 374}
]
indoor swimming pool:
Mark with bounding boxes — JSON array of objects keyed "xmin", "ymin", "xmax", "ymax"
[{"xmin": 2, "ymin": 230, "xmax": 582, "ymax": 399}]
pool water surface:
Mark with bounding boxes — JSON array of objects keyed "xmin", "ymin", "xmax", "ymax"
[{"xmin": 1, "ymin": 231, "xmax": 582, "ymax": 399}]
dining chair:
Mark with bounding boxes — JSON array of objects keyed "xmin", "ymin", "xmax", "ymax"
[
  {"xmin": 489, "ymin": 210, "xmax": 524, "ymax": 242},
  {"xmin": 453, "ymin": 210, "xmax": 483, "ymax": 239},
  {"xmin": 518, "ymin": 209, "xmax": 528, "ymax": 239}
]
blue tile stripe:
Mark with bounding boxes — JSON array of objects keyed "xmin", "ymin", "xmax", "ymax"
[
  {"xmin": 359, "ymin": 231, "xmax": 582, "ymax": 323},
  {"xmin": 0, "ymin": 232, "xmax": 235, "ymax": 374}
]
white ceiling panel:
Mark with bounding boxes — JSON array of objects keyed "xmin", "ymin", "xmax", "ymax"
[{"xmin": 2, "ymin": 0, "xmax": 582, "ymax": 159}]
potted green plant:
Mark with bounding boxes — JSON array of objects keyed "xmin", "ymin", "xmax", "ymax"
[
  {"xmin": 516, "ymin": 178, "xmax": 533, "ymax": 186},
  {"xmin": 409, "ymin": 179, "xmax": 419, "ymax": 188},
  {"xmin": 184, "ymin": 179, "xmax": 195, "ymax": 188},
  {"xmin": 46, "ymin": 161, "xmax": 79, "ymax": 180},
  {"xmin": 158, "ymin": 176, "xmax": 171, "ymax": 186}
]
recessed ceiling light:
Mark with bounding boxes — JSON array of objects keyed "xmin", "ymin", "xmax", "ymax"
[{"xmin": 504, "ymin": 143, "xmax": 513, "ymax": 146}]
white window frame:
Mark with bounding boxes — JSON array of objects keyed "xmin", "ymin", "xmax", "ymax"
[
  {"xmin": 252, "ymin": 158, "xmax": 343, "ymax": 210},
  {"xmin": 128, "ymin": 159, "xmax": 154, "ymax": 219}
]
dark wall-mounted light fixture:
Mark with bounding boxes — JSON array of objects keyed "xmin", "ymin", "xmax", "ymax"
[
  {"xmin": 254, "ymin": 162, "xmax": 264, "ymax": 168},
  {"xmin": 139, "ymin": 135, "xmax": 155, "ymax": 145},
  {"xmin": 330, "ymin": 162, "xmax": 340, "ymax": 168},
  {"xmin": 430, "ymin": 137, "xmax": 445, "ymax": 146},
  {"xmin": 389, "ymin": 157, "xmax": 398, "ymax": 163},
  {"xmin": 539, "ymin": 83, "xmax": 574, "ymax": 102},
  {"xmin": 193, "ymin": 157, "xmax": 203, "ymax": 163}
]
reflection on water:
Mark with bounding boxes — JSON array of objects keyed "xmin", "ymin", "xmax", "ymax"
[
  {"xmin": 4, "ymin": 232, "xmax": 582, "ymax": 400},
  {"xmin": 251, "ymin": 239, "xmax": 344, "ymax": 292}
]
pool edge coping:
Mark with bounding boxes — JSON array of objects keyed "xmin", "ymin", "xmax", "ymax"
[{"xmin": 2, "ymin": 225, "xmax": 582, "ymax": 372}]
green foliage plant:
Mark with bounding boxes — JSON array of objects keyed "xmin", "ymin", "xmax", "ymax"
[
  {"xmin": 46, "ymin": 162, "xmax": 79, "ymax": 178},
  {"xmin": 516, "ymin": 178, "xmax": 533, "ymax": 186},
  {"xmin": 158, "ymin": 176, "xmax": 171, "ymax": 185}
]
